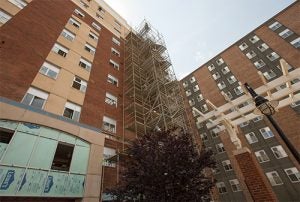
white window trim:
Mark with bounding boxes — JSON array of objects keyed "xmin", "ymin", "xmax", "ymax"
[
  {"xmin": 0, "ymin": 10, "xmax": 12, "ymax": 24},
  {"xmin": 269, "ymin": 21, "xmax": 282, "ymax": 31},
  {"xmin": 8, "ymin": 0, "xmax": 27, "ymax": 9},
  {"xmin": 255, "ymin": 150, "xmax": 270, "ymax": 163},
  {"xmin": 245, "ymin": 132, "xmax": 258, "ymax": 144},
  {"xmin": 112, "ymin": 37, "xmax": 120, "ymax": 46},
  {"xmin": 85, "ymin": 43, "xmax": 96, "ymax": 54},
  {"xmin": 73, "ymin": 77, "xmax": 87, "ymax": 92},
  {"xmin": 108, "ymin": 74, "xmax": 118, "ymax": 86},
  {"xmin": 92, "ymin": 22, "xmax": 101, "ymax": 30},
  {"xmin": 68, "ymin": 18, "xmax": 81, "ymax": 28},
  {"xmin": 284, "ymin": 167, "xmax": 300, "ymax": 183},
  {"xmin": 105, "ymin": 92, "xmax": 118, "ymax": 107},
  {"xmin": 52, "ymin": 43, "xmax": 69, "ymax": 56},
  {"xmin": 229, "ymin": 179, "xmax": 241, "ymax": 192},
  {"xmin": 61, "ymin": 29, "xmax": 75, "ymax": 41},
  {"xmin": 279, "ymin": 28, "xmax": 293, "ymax": 39},
  {"xmin": 290, "ymin": 37, "xmax": 300, "ymax": 48},
  {"xmin": 109, "ymin": 59, "xmax": 119, "ymax": 69},
  {"xmin": 111, "ymin": 47, "xmax": 120, "ymax": 56},
  {"xmin": 39, "ymin": 62, "xmax": 60, "ymax": 79},
  {"xmin": 103, "ymin": 147, "xmax": 116, "ymax": 167},
  {"xmin": 271, "ymin": 145, "xmax": 288, "ymax": 159},
  {"xmin": 266, "ymin": 171, "xmax": 283, "ymax": 186},
  {"xmin": 239, "ymin": 43, "xmax": 248, "ymax": 51},
  {"xmin": 259, "ymin": 127, "xmax": 274, "ymax": 139},
  {"xmin": 89, "ymin": 32, "xmax": 99, "ymax": 41},
  {"xmin": 74, "ymin": 9, "xmax": 85, "ymax": 17},
  {"xmin": 79, "ymin": 58, "xmax": 92, "ymax": 71},
  {"xmin": 103, "ymin": 116, "xmax": 117, "ymax": 133}
]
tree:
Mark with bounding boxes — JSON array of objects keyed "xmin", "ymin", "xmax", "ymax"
[{"xmin": 108, "ymin": 128, "xmax": 216, "ymax": 201}]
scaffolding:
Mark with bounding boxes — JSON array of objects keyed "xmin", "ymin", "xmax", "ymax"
[{"xmin": 124, "ymin": 21, "xmax": 188, "ymax": 137}]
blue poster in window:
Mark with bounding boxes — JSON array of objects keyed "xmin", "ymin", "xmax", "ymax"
[
  {"xmin": 0, "ymin": 170, "xmax": 15, "ymax": 190},
  {"xmin": 0, "ymin": 166, "xmax": 25, "ymax": 195},
  {"xmin": 44, "ymin": 175, "xmax": 53, "ymax": 193}
]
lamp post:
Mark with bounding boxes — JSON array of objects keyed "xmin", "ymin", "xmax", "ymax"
[{"xmin": 244, "ymin": 83, "xmax": 300, "ymax": 164}]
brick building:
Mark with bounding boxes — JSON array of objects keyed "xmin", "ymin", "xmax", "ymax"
[{"xmin": 181, "ymin": 1, "xmax": 300, "ymax": 201}]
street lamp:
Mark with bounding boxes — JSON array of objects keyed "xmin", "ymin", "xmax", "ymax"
[{"xmin": 244, "ymin": 83, "xmax": 300, "ymax": 164}]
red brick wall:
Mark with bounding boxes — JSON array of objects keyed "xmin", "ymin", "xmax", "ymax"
[
  {"xmin": 275, "ymin": 1, "xmax": 300, "ymax": 34},
  {"xmin": 0, "ymin": 0, "xmax": 76, "ymax": 101}
]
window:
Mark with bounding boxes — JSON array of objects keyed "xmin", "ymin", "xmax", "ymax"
[
  {"xmin": 239, "ymin": 121, "xmax": 249, "ymax": 128},
  {"xmin": 252, "ymin": 116, "xmax": 263, "ymax": 122},
  {"xmin": 217, "ymin": 81, "xmax": 226, "ymax": 90},
  {"xmin": 185, "ymin": 90, "xmax": 192, "ymax": 96},
  {"xmin": 267, "ymin": 52, "xmax": 280, "ymax": 61},
  {"xmin": 210, "ymin": 129, "xmax": 219, "ymax": 138},
  {"xmin": 96, "ymin": 13, "xmax": 103, "ymax": 19},
  {"xmin": 112, "ymin": 37, "xmax": 120, "ymax": 46},
  {"xmin": 103, "ymin": 116, "xmax": 116, "ymax": 133},
  {"xmin": 72, "ymin": 76, "xmax": 87, "ymax": 92},
  {"xmin": 216, "ymin": 58, "xmax": 224, "ymax": 65},
  {"xmin": 224, "ymin": 91, "xmax": 233, "ymax": 100},
  {"xmin": 63, "ymin": 102, "xmax": 81, "ymax": 121},
  {"xmin": 89, "ymin": 32, "xmax": 98, "ymax": 41},
  {"xmin": 257, "ymin": 43, "xmax": 269, "ymax": 52},
  {"xmin": 197, "ymin": 94, "xmax": 203, "ymax": 101},
  {"xmin": 266, "ymin": 171, "xmax": 283, "ymax": 186},
  {"xmin": 216, "ymin": 143, "xmax": 225, "ymax": 153},
  {"xmin": 234, "ymin": 86, "xmax": 243, "ymax": 95},
  {"xmin": 249, "ymin": 35, "xmax": 260, "ymax": 43},
  {"xmin": 284, "ymin": 167, "xmax": 300, "ymax": 183},
  {"xmin": 22, "ymin": 87, "xmax": 49, "ymax": 109},
  {"xmin": 0, "ymin": 10, "xmax": 11, "ymax": 25},
  {"xmin": 109, "ymin": 59, "xmax": 119, "ymax": 70},
  {"xmin": 68, "ymin": 18, "xmax": 81, "ymax": 28},
  {"xmin": 111, "ymin": 48, "xmax": 120, "ymax": 57},
  {"xmin": 107, "ymin": 74, "xmax": 118, "ymax": 86},
  {"xmin": 271, "ymin": 145, "xmax": 288, "ymax": 159},
  {"xmin": 74, "ymin": 9, "xmax": 85, "ymax": 18},
  {"xmin": 227, "ymin": 75, "xmax": 237, "ymax": 84},
  {"xmin": 84, "ymin": 43, "xmax": 96, "ymax": 55},
  {"xmin": 290, "ymin": 100, "xmax": 300, "ymax": 108},
  {"xmin": 182, "ymin": 81, "xmax": 188, "ymax": 88},
  {"xmin": 192, "ymin": 110, "xmax": 199, "ymax": 117},
  {"xmin": 269, "ymin": 21, "xmax": 282, "ymax": 31},
  {"xmin": 246, "ymin": 51, "xmax": 256, "ymax": 59},
  {"xmin": 52, "ymin": 43, "xmax": 69, "ymax": 57},
  {"xmin": 92, "ymin": 22, "xmax": 101, "ymax": 31},
  {"xmin": 216, "ymin": 182, "xmax": 227, "ymax": 194},
  {"xmin": 259, "ymin": 127, "xmax": 274, "ymax": 139},
  {"xmin": 208, "ymin": 64, "xmax": 215, "ymax": 71},
  {"xmin": 254, "ymin": 59, "xmax": 266, "ymax": 69},
  {"xmin": 200, "ymin": 133, "xmax": 208, "ymax": 142},
  {"xmin": 189, "ymin": 99, "xmax": 195, "ymax": 106},
  {"xmin": 114, "ymin": 20, "xmax": 121, "ymax": 29},
  {"xmin": 8, "ymin": 0, "xmax": 27, "ymax": 9},
  {"xmin": 263, "ymin": 70, "xmax": 276, "ymax": 80},
  {"xmin": 103, "ymin": 147, "xmax": 116, "ymax": 167},
  {"xmin": 79, "ymin": 0, "xmax": 88, "ymax": 8},
  {"xmin": 245, "ymin": 132, "xmax": 258, "ymax": 144},
  {"xmin": 193, "ymin": 85, "xmax": 199, "ymax": 92},
  {"xmin": 201, "ymin": 104, "xmax": 208, "ymax": 112},
  {"xmin": 39, "ymin": 62, "xmax": 60, "ymax": 79},
  {"xmin": 0, "ymin": 129, "xmax": 13, "ymax": 145},
  {"xmin": 79, "ymin": 58, "xmax": 92, "ymax": 71},
  {"xmin": 290, "ymin": 37, "xmax": 300, "ymax": 48},
  {"xmin": 190, "ymin": 76, "xmax": 196, "ymax": 83},
  {"xmin": 212, "ymin": 72, "xmax": 220, "ymax": 80},
  {"xmin": 239, "ymin": 42, "xmax": 248, "ymax": 51},
  {"xmin": 221, "ymin": 66, "xmax": 230, "ymax": 74},
  {"xmin": 222, "ymin": 160, "xmax": 232, "ymax": 171},
  {"xmin": 279, "ymin": 28, "xmax": 293, "ymax": 39},
  {"xmin": 255, "ymin": 150, "xmax": 270, "ymax": 163},
  {"xmin": 98, "ymin": 6, "xmax": 105, "ymax": 13},
  {"xmin": 229, "ymin": 179, "xmax": 241, "ymax": 192},
  {"xmin": 51, "ymin": 142, "xmax": 74, "ymax": 171},
  {"xmin": 105, "ymin": 93, "xmax": 117, "ymax": 107},
  {"xmin": 61, "ymin": 29, "xmax": 75, "ymax": 41}
]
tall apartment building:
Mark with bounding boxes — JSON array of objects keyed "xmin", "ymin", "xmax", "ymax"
[
  {"xmin": 0, "ymin": 0, "xmax": 188, "ymax": 201},
  {"xmin": 181, "ymin": 1, "xmax": 300, "ymax": 201}
]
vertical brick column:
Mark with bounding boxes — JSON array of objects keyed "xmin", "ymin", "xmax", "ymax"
[{"xmin": 234, "ymin": 148, "xmax": 277, "ymax": 202}]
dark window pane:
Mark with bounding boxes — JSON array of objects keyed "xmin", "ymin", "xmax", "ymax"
[
  {"xmin": 31, "ymin": 97, "xmax": 45, "ymax": 109},
  {"xmin": 51, "ymin": 143, "xmax": 74, "ymax": 171},
  {"xmin": 0, "ymin": 129, "xmax": 14, "ymax": 144},
  {"xmin": 63, "ymin": 108, "xmax": 74, "ymax": 119},
  {"xmin": 72, "ymin": 81, "xmax": 81, "ymax": 90},
  {"xmin": 22, "ymin": 93, "xmax": 34, "ymax": 105}
]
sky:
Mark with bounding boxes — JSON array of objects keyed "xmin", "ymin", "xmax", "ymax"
[{"xmin": 105, "ymin": 0, "xmax": 295, "ymax": 79}]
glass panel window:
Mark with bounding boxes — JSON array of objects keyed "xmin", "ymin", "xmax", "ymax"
[
  {"xmin": 61, "ymin": 29, "xmax": 75, "ymax": 41},
  {"xmin": 0, "ymin": 10, "xmax": 12, "ymax": 25},
  {"xmin": 79, "ymin": 58, "xmax": 92, "ymax": 71},
  {"xmin": 185, "ymin": 90, "xmax": 191, "ymax": 96},
  {"xmin": 105, "ymin": 92, "xmax": 117, "ymax": 107},
  {"xmin": 103, "ymin": 116, "xmax": 116, "ymax": 133},
  {"xmin": 8, "ymin": 0, "xmax": 27, "ymax": 9},
  {"xmin": 216, "ymin": 182, "xmax": 227, "ymax": 194},
  {"xmin": 216, "ymin": 58, "xmax": 224, "ymax": 65},
  {"xmin": 257, "ymin": 43, "xmax": 269, "ymax": 52},
  {"xmin": 92, "ymin": 22, "xmax": 101, "ymax": 30},
  {"xmin": 252, "ymin": 116, "xmax": 263, "ymax": 122},
  {"xmin": 249, "ymin": 35, "xmax": 260, "ymax": 43},
  {"xmin": 111, "ymin": 48, "xmax": 120, "ymax": 57},
  {"xmin": 63, "ymin": 102, "xmax": 81, "ymax": 121},
  {"xmin": 208, "ymin": 64, "xmax": 215, "ymax": 71},
  {"xmin": 222, "ymin": 160, "xmax": 233, "ymax": 171},
  {"xmin": 239, "ymin": 42, "xmax": 248, "ymax": 51},
  {"xmin": 254, "ymin": 59, "xmax": 266, "ymax": 69},
  {"xmin": 227, "ymin": 75, "xmax": 237, "ymax": 84},
  {"xmin": 51, "ymin": 142, "xmax": 74, "ymax": 171},
  {"xmin": 269, "ymin": 21, "xmax": 282, "ymax": 31},
  {"xmin": 263, "ymin": 70, "xmax": 276, "ymax": 80},
  {"xmin": 200, "ymin": 133, "xmax": 208, "ymax": 142},
  {"xmin": 68, "ymin": 17, "xmax": 81, "ymax": 28},
  {"xmin": 229, "ymin": 179, "xmax": 241, "ymax": 192},
  {"xmin": 239, "ymin": 121, "xmax": 249, "ymax": 128},
  {"xmin": 255, "ymin": 150, "xmax": 270, "ymax": 163},
  {"xmin": 74, "ymin": 9, "xmax": 85, "ymax": 18},
  {"xmin": 284, "ymin": 167, "xmax": 300, "ymax": 183},
  {"xmin": 39, "ymin": 62, "xmax": 60, "ymax": 79},
  {"xmin": 22, "ymin": 87, "xmax": 49, "ymax": 109},
  {"xmin": 109, "ymin": 59, "xmax": 119, "ymax": 70},
  {"xmin": 182, "ymin": 81, "xmax": 188, "ymax": 88},
  {"xmin": 88, "ymin": 32, "xmax": 98, "ymax": 41},
  {"xmin": 279, "ymin": 28, "xmax": 294, "ymax": 39},
  {"xmin": 112, "ymin": 37, "xmax": 120, "ymax": 46},
  {"xmin": 193, "ymin": 85, "xmax": 199, "ymax": 92},
  {"xmin": 212, "ymin": 72, "xmax": 220, "ymax": 80},
  {"xmin": 189, "ymin": 99, "xmax": 195, "ymax": 106},
  {"xmin": 107, "ymin": 74, "xmax": 118, "ymax": 86},
  {"xmin": 271, "ymin": 145, "xmax": 288, "ymax": 159},
  {"xmin": 221, "ymin": 66, "xmax": 230, "ymax": 74},
  {"xmin": 84, "ymin": 43, "xmax": 96, "ymax": 54},
  {"xmin": 246, "ymin": 51, "xmax": 256, "ymax": 59},
  {"xmin": 197, "ymin": 94, "xmax": 203, "ymax": 101},
  {"xmin": 259, "ymin": 127, "xmax": 274, "ymax": 139},
  {"xmin": 72, "ymin": 76, "xmax": 87, "ymax": 92},
  {"xmin": 103, "ymin": 147, "xmax": 116, "ymax": 167},
  {"xmin": 210, "ymin": 129, "xmax": 219, "ymax": 138},
  {"xmin": 266, "ymin": 171, "xmax": 283, "ymax": 186},
  {"xmin": 0, "ymin": 128, "xmax": 14, "ymax": 159},
  {"xmin": 245, "ymin": 132, "xmax": 258, "ymax": 144},
  {"xmin": 224, "ymin": 91, "xmax": 232, "ymax": 100},
  {"xmin": 234, "ymin": 86, "xmax": 243, "ymax": 95},
  {"xmin": 201, "ymin": 104, "xmax": 208, "ymax": 112},
  {"xmin": 216, "ymin": 143, "xmax": 225, "ymax": 153},
  {"xmin": 52, "ymin": 43, "xmax": 69, "ymax": 57},
  {"xmin": 98, "ymin": 6, "xmax": 105, "ymax": 14},
  {"xmin": 267, "ymin": 52, "xmax": 280, "ymax": 61},
  {"xmin": 190, "ymin": 76, "xmax": 196, "ymax": 83},
  {"xmin": 290, "ymin": 37, "xmax": 300, "ymax": 49},
  {"xmin": 217, "ymin": 81, "xmax": 226, "ymax": 90}
]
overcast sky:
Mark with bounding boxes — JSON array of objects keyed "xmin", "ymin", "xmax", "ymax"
[{"xmin": 106, "ymin": 0, "xmax": 295, "ymax": 79}]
